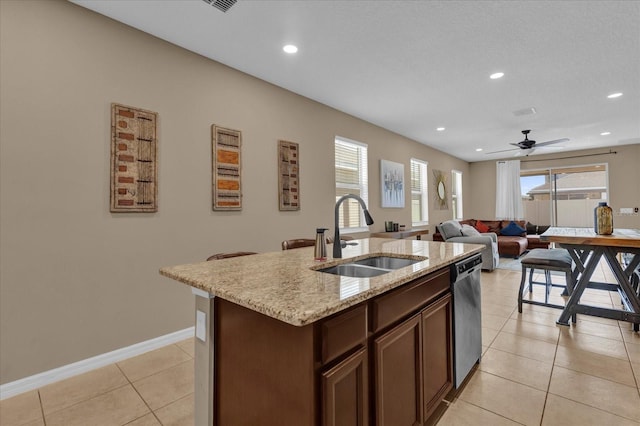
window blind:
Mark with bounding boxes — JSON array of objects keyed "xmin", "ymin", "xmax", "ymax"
[
  {"xmin": 335, "ymin": 138, "xmax": 368, "ymax": 229},
  {"xmin": 410, "ymin": 159, "xmax": 428, "ymax": 224}
]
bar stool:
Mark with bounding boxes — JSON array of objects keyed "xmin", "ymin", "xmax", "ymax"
[
  {"xmin": 281, "ymin": 236, "xmax": 354, "ymax": 250},
  {"xmin": 281, "ymin": 239, "xmax": 315, "ymax": 250},
  {"xmin": 206, "ymin": 252, "xmax": 257, "ymax": 261},
  {"xmin": 518, "ymin": 248, "xmax": 576, "ymax": 323}
]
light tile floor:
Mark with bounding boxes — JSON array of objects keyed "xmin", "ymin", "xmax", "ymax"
[
  {"xmin": 2, "ymin": 262, "xmax": 639, "ymax": 425},
  {"xmin": 441, "ymin": 263, "xmax": 640, "ymax": 426},
  {"xmin": 1, "ymin": 340, "xmax": 195, "ymax": 426}
]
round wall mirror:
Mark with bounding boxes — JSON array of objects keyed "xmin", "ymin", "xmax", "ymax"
[{"xmin": 437, "ymin": 181, "xmax": 446, "ymax": 200}]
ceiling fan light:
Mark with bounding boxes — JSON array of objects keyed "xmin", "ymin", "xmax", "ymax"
[
  {"xmin": 600, "ymin": 132, "xmax": 611, "ymax": 136},
  {"xmin": 490, "ymin": 72, "xmax": 504, "ymax": 79},
  {"xmin": 475, "ymin": 148, "xmax": 483, "ymax": 152},
  {"xmin": 607, "ymin": 92, "xmax": 623, "ymax": 99},
  {"xmin": 436, "ymin": 127, "xmax": 445, "ymax": 131}
]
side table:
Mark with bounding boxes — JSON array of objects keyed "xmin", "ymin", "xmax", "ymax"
[{"xmin": 370, "ymin": 229, "xmax": 429, "ymax": 240}]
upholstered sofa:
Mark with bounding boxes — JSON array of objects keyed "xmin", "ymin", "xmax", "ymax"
[
  {"xmin": 435, "ymin": 220, "xmax": 500, "ymax": 271},
  {"xmin": 434, "ymin": 219, "xmax": 550, "ymax": 258}
]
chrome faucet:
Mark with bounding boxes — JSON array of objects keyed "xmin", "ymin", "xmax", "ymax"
[{"xmin": 333, "ymin": 194, "xmax": 374, "ymax": 258}]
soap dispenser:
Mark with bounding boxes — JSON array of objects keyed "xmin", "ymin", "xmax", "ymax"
[{"xmin": 314, "ymin": 228, "xmax": 328, "ymax": 261}]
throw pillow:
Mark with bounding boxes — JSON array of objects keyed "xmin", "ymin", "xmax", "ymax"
[
  {"xmin": 525, "ymin": 222, "xmax": 538, "ymax": 235},
  {"xmin": 501, "ymin": 221, "xmax": 526, "ymax": 236},
  {"xmin": 537, "ymin": 225, "xmax": 550, "ymax": 234},
  {"xmin": 461, "ymin": 224, "xmax": 481, "ymax": 237},
  {"xmin": 475, "ymin": 220, "xmax": 490, "ymax": 233},
  {"xmin": 439, "ymin": 220, "xmax": 463, "ymax": 240}
]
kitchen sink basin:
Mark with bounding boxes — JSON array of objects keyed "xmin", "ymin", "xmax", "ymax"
[
  {"xmin": 317, "ymin": 255, "xmax": 426, "ymax": 278},
  {"xmin": 352, "ymin": 256, "xmax": 421, "ymax": 269},
  {"xmin": 318, "ymin": 263, "xmax": 390, "ymax": 278}
]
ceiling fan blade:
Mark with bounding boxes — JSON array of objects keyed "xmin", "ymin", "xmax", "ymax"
[
  {"xmin": 536, "ymin": 138, "xmax": 569, "ymax": 147},
  {"xmin": 485, "ymin": 147, "xmax": 520, "ymax": 154},
  {"xmin": 509, "ymin": 142, "xmax": 523, "ymax": 148},
  {"xmin": 537, "ymin": 145, "xmax": 564, "ymax": 150}
]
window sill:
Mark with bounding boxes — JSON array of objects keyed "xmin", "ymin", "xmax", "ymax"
[
  {"xmin": 411, "ymin": 221, "xmax": 429, "ymax": 227},
  {"xmin": 340, "ymin": 227, "xmax": 370, "ymax": 234}
]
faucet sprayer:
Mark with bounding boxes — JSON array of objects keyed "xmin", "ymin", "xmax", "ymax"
[{"xmin": 333, "ymin": 194, "xmax": 374, "ymax": 258}]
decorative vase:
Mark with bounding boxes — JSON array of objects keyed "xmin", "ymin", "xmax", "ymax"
[{"xmin": 594, "ymin": 202, "xmax": 613, "ymax": 235}]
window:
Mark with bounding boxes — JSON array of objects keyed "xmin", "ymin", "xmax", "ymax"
[
  {"xmin": 410, "ymin": 158, "xmax": 428, "ymax": 225},
  {"xmin": 520, "ymin": 164, "xmax": 608, "ymax": 227},
  {"xmin": 451, "ymin": 170, "xmax": 463, "ymax": 220},
  {"xmin": 335, "ymin": 137, "xmax": 369, "ymax": 230}
]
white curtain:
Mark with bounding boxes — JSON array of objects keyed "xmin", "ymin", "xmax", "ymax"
[{"xmin": 496, "ymin": 160, "xmax": 524, "ymax": 220}]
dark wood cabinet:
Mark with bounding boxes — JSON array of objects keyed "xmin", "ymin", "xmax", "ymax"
[
  {"xmin": 374, "ymin": 314, "xmax": 423, "ymax": 426},
  {"xmin": 422, "ymin": 293, "xmax": 453, "ymax": 419},
  {"xmin": 213, "ymin": 267, "xmax": 454, "ymax": 426},
  {"xmin": 373, "ymin": 292, "xmax": 453, "ymax": 426},
  {"xmin": 322, "ymin": 347, "xmax": 369, "ymax": 426}
]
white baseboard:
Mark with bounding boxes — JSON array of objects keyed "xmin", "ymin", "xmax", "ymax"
[{"xmin": 0, "ymin": 327, "xmax": 194, "ymax": 400}]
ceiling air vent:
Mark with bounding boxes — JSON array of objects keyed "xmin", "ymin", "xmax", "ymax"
[
  {"xmin": 202, "ymin": 0, "xmax": 237, "ymax": 13},
  {"xmin": 513, "ymin": 107, "xmax": 537, "ymax": 117}
]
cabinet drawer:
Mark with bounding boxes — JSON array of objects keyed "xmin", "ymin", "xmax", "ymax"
[
  {"xmin": 372, "ymin": 268, "xmax": 450, "ymax": 333},
  {"xmin": 321, "ymin": 304, "xmax": 367, "ymax": 364}
]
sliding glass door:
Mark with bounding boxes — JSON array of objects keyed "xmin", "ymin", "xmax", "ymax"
[{"xmin": 521, "ymin": 164, "xmax": 608, "ymax": 227}]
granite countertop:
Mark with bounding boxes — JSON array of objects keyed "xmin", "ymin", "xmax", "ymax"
[{"xmin": 160, "ymin": 238, "xmax": 484, "ymax": 326}]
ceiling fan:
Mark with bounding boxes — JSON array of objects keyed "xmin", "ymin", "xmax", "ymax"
[{"xmin": 487, "ymin": 130, "xmax": 569, "ymax": 156}]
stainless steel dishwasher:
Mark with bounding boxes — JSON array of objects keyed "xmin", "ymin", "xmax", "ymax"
[{"xmin": 450, "ymin": 253, "xmax": 483, "ymax": 388}]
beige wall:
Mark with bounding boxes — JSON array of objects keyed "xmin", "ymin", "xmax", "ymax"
[
  {"xmin": 0, "ymin": 0, "xmax": 469, "ymax": 384},
  {"xmin": 468, "ymin": 145, "xmax": 640, "ymax": 228}
]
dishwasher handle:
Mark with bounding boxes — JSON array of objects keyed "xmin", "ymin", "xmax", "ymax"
[{"xmin": 452, "ymin": 254, "xmax": 482, "ymax": 281}]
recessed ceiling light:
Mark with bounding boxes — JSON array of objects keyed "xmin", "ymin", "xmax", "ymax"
[
  {"xmin": 600, "ymin": 132, "xmax": 611, "ymax": 136},
  {"xmin": 490, "ymin": 72, "xmax": 504, "ymax": 79},
  {"xmin": 436, "ymin": 127, "xmax": 445, "ymax": 131},
  {"xmin": 607, "ymin": 92, "xmax": 623, "ymax": 99},
  {"xmin": 283, "ymin": 44, "xmax": 298, "ymax": 54},
  {"xmin": 475, "ymin": 148, "xmax": 483, "ymax": 152}
]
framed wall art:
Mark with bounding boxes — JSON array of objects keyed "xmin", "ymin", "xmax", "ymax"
[
  {"xmin": 277, "ymin": 140, "xmax": 300, "ymax": 211},
  {"xmin": 110, "ymin": 103, "xmax": 158, "ymax": 213},
  {"xmin": 212, "ymin": 125, "xmax": 242, "ymax": 210},
  {"xmin": 380, "ymin": 159, "xmax": 405, "ymax": 208}
]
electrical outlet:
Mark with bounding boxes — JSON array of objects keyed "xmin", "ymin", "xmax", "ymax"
[{"xmin": 620, "ymin": 207, "xmax": 634, "ymax": 214}]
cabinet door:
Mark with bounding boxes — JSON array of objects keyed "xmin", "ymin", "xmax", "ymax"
[
  {"xmin": 374, "ymin": 314, "xmax": 423, "ymax": 426},
  {"xmin": 322, "ymin": 347, "xmax": 369, "ymax": 426},
  {"xmin": 421, "ymin": 293, "xmax": 453, "ymax": 419}
]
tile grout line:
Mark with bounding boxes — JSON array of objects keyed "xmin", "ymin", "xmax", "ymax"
[
  {"xmin": 461, "ymin": 300, "xmax": 528, "ymax": 425},
  {"xmin": 174, "ymin": 340, "xmax": 194, "ymax": 359},
  {"xmin": 539, "ymin": 324, "xmax": 561, "ymax": 426},
  {"xmin": 457, "ymin": 398, "xmax": 528, "ymax": 426},
  {"xmin": 37, "ymin": 381, "xmax": 132, "ymax": 420},
  {"xmin": 115, "ymin": 362, "xmax": 164, "ymax": 426},
  {"xmin": 37, "ymin": 390, "xmax": 47, "ymax": 426},
  {"xmin": 548, "ymin": 335, "xmax": 640, "ymax": 424},
  {"xmin": 621, "ymin": 337, "xmax": 640, "ymax": 399},
  {"xmin": 494, "ymin": 299, "xmax": 640, "ymax": 413}
]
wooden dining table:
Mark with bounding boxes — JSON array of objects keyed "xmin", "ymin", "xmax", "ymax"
[{"xmin": 540, "ymin": 227, "xmax": 640, "ymax": 331}]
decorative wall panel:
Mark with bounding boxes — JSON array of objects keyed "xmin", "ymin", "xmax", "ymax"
[
  {"xmin": 278, "ymin": 140, "xmax": 300, "ymax": 211},
  {"xmin": 110, "ymin": 103, "xmax": 158, "ymax": 212},
  {"xmin": 212, "ymin": 125, "xmax": 242, "ymax": 210}
]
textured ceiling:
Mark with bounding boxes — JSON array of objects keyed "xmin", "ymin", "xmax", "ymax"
[{"xmin": 72, "ymin": 0, "xmax": 640, "ymax": 162}]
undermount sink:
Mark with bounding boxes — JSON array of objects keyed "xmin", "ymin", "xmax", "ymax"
[
  {"xmin": 318, "ymin": 263, "xmax": 391, "ymax": 278},
  {"xmin": 316, "ymin": 255, "xmax": 425, "ymax": 278},
  {"xmin": 352, "ymin": 256, "xmax": 420, "ymax": 270}
]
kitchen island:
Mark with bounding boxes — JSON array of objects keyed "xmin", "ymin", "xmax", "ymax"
[{"xmin": 160, "ymin": 238, "xmax": 484, "ymax": 425}]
